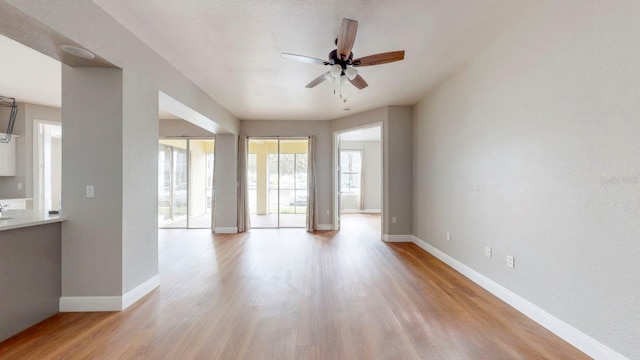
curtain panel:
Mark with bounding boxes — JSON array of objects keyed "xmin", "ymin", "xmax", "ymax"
[
  {"xmin": 237, "ymin": 135, "xmax": 250, "ymax": 232},
  {"xmin": 306, "ymin": 136, "xmax": 318, "ymax": 232}
]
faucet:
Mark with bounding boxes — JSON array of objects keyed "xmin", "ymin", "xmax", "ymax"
[{"xmin": 0, "ymin": 204, "xmax": 8, "ymax": 213}]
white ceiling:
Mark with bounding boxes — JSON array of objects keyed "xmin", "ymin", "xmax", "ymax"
[
  {"xmin": 93, "ymin": 0, "xmax": 539, "ymax": 121},
  {"xmin": 0, "ymin": 2, "xmax": 540, "ymax": 122},
  {"xmin": 0, "ymin": 34, "xmax": 60, "ymax": 108}
]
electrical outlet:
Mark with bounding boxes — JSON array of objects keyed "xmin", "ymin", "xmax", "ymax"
[
  {"xmin": 86, "ymin": 185, "xmax": 95, "ymax": 198},
  {"xmin": 17, "ymin": 182, "xmax": 23, "ymax": 190},
  {"xmin": 326, "ymin": 210, "xmax": 330, "ymax": 216},
  {"xmin": 485, "ymin": 246, "xmax": 492, "ymax": 258},
  {"xmin": 506, "ymin": 255, "xmax": 514, "ymax": 268},
  {"xmin": 446, "ymin": 232, "xmax": 451, "ymax": 241},
  {"xmin": 392, "ymin": 217, "xmax": 397, "ymax": 223}
]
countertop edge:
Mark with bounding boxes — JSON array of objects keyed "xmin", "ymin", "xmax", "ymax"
[{"xmin": 0, "ymin": 217, "xmax": 67, "ymax": 231}]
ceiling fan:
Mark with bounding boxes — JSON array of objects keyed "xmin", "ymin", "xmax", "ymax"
[{"xmin": 281, "ymin": 18, "xmax": 405, "ymax": 94}]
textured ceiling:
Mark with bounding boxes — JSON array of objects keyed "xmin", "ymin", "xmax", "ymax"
[{"xmin": 93, "ymin": 0, "xmax": 539, "ymax": 121}]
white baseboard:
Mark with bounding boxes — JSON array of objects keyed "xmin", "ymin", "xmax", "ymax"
[
  {"xmin": 382, "ymin": 234, "xmax": 413, "ymax": 242},
  {"xmin": 317, "ymin": 224, "xmax": 334, "ymax": 230},
  {"xmin": 411, "ymin": 236, "xmax": 628, "ymax": 360},
  {"xmin": 215, "ymin": 227, "xmax": 238, "ymax": 234},
  {"xmin": 60, "ymin": 296, "xmax": 122, "ymax": 312},
  {"xmin": 122, "ymin": 275, "xmax": 160, "ymax": 310},
  {"xmin": 60, "ymin": 275, "xmax": 160, "ymax": 312}
]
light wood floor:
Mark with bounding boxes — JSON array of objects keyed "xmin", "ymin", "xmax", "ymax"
[{"xmin": 0, "ymin": 214, "xmax": 587, "ymax": 359}]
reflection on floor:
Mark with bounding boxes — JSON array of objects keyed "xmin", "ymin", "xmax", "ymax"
[
  {"xmin": 250, "ymin": 213, "xmax": 306, "ymax": 228},
  {"xmin": 340, "ymin": 213, "xmax": 381, "ymax": 232},
  {"xmin": 160, "ymin": 213, "xmax": 212, "ymax": 229}
]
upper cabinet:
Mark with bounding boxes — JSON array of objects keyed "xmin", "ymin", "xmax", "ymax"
[{"xmin": 0, "ymin": 134, "xmax": 17, "ymax": 176}]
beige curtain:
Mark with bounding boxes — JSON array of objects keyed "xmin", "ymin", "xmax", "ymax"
[
  {"xmin": 306, "ymin": 136, "xmax": 318, "ymax": 232},
  {"xmin": 237, "ymin": 135, "xmax": 250, "ymax": 232}
]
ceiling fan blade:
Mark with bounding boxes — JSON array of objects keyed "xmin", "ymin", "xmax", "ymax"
[
  {"xmin": 306, "ymin": 71, "xmax": 331, "ymax": 88},
  {"xmin": 282, "ymin": 53, "xmax": 328, "ymax": 65},
  {"xmin": 352, "ymin": 51, "xmax": 405, "ymax": 67},
  {"xmin": 337, "ymin": 18, "xmax": 358, "ymax": 61},
  {"xmin": 348, "ymin": 74, "xmax": 368, "ymax": 90}
]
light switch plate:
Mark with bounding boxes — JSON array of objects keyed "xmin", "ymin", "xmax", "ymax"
[{"xmin": 485, "ymin": 246, "xmax": 492, "ymax": 258}]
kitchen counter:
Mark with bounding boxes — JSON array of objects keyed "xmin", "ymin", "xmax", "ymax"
[
  {"xmin": 0, "ymin": 220, "xmax": 61, "ymax": 341},
  {"xmin": 0, "ymin": 210, "xmax": 66, "ymax": 231}
]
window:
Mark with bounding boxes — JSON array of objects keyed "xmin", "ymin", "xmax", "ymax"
[{"xmin": 340, "ymin": 150, "xmax": 362, "ymax": 193}]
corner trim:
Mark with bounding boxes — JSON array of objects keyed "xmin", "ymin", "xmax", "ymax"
[
  {"xmin": 411, "ymin": 236, "xmax": 628, "ymax": 360},
  {"xmin": 215, "ymin": 227, "xmax": 238, "ymax": 234},
  {"xmin": 382, "ymin": 234, "xmax": 413, "ymax": 242},
  {"xmin": 122, "ymin": 275, "xmax": 160, "ymax": 310},
  {"xmin": 317, "ymin": 224, "xmax": 334, "ymax": 231},
  {"xmin": 60, "ymin": 275, "xmax": 160, "ymax": 312}
]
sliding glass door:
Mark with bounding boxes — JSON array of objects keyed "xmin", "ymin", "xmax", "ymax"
[
  {"xmin": 248, "ymin": 138, "xmax": 308, "ymax": 228},
  {"xmin": 158, "ymin": 138, "xmax": 215, "ymax": 229}
]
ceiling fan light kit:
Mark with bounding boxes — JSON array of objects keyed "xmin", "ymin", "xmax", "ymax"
[{"xmin": 282, "ymin": 18, "xmax": 405, "ymax": 99}]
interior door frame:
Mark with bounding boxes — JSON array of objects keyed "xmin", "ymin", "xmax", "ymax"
[{"xmin": 333, "ymin": 122, "xmax": 384, "ymax": 238}]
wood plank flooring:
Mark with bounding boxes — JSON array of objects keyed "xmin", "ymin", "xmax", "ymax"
[{"xmin": 0, "ymin": 214, "xmax": 588, "ymax": 359}]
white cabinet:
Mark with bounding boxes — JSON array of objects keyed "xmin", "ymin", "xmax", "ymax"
[{"xmin": 0, "ymin": 133, "xmax": 16, "ymax": 176}]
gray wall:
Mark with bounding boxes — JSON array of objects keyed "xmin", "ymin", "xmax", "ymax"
[
  {"xmin": 0, "ymin": 102, "xmax": 61, "ymax": 200},
  {"xmin": 0, "ymin": 223, "xmax": 61, "ymax": 342},
  {"xmin": 412, "ymin": 1, "xmax": 640, "ymax": 357},
  {"xmin": 386, "ymin": 106, "xmax": 412, "ymax": 236},
  {"xmin": 340, "ymin": 140, "xmax": 382, "ymax": 211},
  {"xmin": 213, "ymin": 134, "xmax": 238, "ymax": 230},
  {"xmin": 122, "ymin": 69, "xmax": 159, "ymax": 294},
  {"xmin": 61, "ymin": 66, "xmax": 123, "ymax": 296},
  {"xmin": 240, "ymin": 120, "xmax": 333, "ymax": 226}
]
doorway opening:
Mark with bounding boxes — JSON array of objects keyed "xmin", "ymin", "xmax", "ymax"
[
  {"xmin": 334, "ymin": 124, "xmax": 382, "ymax": 235},
  {"xmin": 33, "ymin": 120, "xmax": 62, "ymax": 212},
  {"xmin": 248, "ymin": 137, "xmax": 308, "ymax": 228},
  {"xmin": 158, "ymin": 138, "xmax": 215, "ymax": 229}
]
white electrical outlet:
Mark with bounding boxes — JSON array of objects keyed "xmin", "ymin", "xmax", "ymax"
[
  {"xmin": 446, "ymin": 232, "xmax": 451, "ymax": 241},
  {"xmin": 326, "ymin": 210, "xmax": 330, "ymax": 216},
  {"xmin": 506, "ymin": 255, "xmax": 514, "ymax": 268},
  {"xmin": 485, "ymin": 246, "xmax": 492, "ymax": 258},
  {"xmin": 86, "ymin": 185, "xmax": 95, "ymax": 198},
  {"xmin": 17, "ymin": 182, "xmax": 23, "ymax": 190},
  {"xmin": 392, "ymin": 217, "xmax": 397, "ymax": 223}
]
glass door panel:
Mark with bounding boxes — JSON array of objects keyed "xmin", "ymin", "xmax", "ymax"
[
  {"xmin": 248, "ymin": 138, "xmax": 307, "ymax": 228},
  {"xmin": 279, "ymin": 139, "xmax": 308, "ymax": 228},
  {"xmin": 248, "ymin": 139, "xmax": 279, "ymax": 228},
  {"xmin": 173, "ymin": 147, "xmax": 188, "ymax": 222},
  {"xmin": 158, "ymin": 138, "xmax": 214, "ymax": 229},
  {"xmin": 158, "ymin": 139, "xmax": 188, "ymax": 228},
  {"xmin": 158, "ymin": 144, "xmax": 172, "ymax": 224}
]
